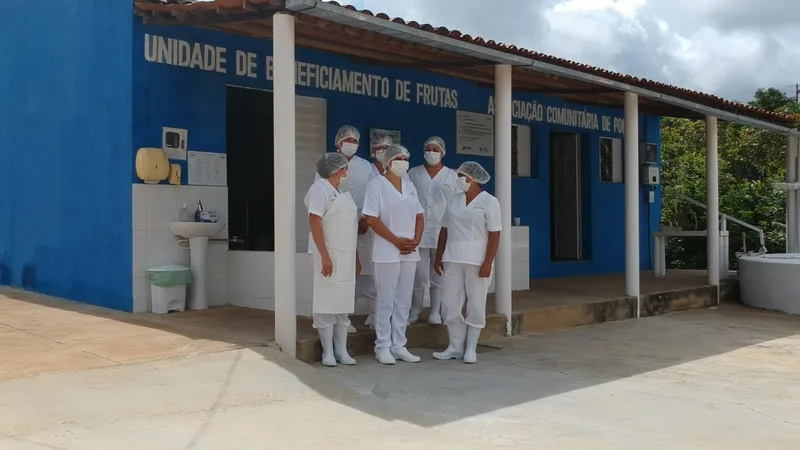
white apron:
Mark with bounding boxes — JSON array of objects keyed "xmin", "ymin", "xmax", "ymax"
[{"xmin": 312, "ymin": 191, "xmax": 359, "ymax": 314}]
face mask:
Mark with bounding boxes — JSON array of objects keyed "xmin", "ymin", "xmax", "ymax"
[
  {"xmin": 390, "ymin": 160, "xmax": 409, "ymax": 177},
  {"xmin": 338, "ymin": 172, "xmax": 348, "ymax": 187},
  {"xmin": 374, "ymin": 149, "xmax": 386, "ymax": 163},
  {"xmin": 424, "ymin": 151, "xmax": 442, "ymax": 166},
  {"xmin": 456, "ymin": 177, "xmax": 471, "ymax": 192},
  {"xmin": 340, "ymin": 143, "xmax": 358, "ymax": 157}
]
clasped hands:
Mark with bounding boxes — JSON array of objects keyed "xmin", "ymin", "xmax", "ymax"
[{"xmin": 393, "ymin": 236, "xmax": 420, "ymax": 255}]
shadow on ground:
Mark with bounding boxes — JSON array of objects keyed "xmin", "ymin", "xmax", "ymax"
[{"xmin": 2, "ymin": 286, "xmax": 798, "ymax": 430}]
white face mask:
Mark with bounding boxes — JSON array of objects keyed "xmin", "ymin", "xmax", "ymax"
[
  {"xmin": 390, "ymin": 160, "xmax": 409, "ymax": 177},
  {"xmin": 456, "ymin": 177, "xmax": 471, "ymax": 192},
  {"xmin": 338, "ymin": 171, "xmax": 348, "ymax": 187},
  {"xmin": 374, "ymin": 149, "xmax": 386, "ymax": 163},
  {"xmin": 340, "ymin": 143, "xmax": 358, "ymax": 157},
  {"xmin": 424, "ymin": 151, "xmax": 442, "ymax": 166}
]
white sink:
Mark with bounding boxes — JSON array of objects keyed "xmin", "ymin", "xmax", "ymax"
[
  {"xmin": 168, "ymin": 221, "xmax": 226, "ymax": 311},
  {"xmin": 169, "ymin": 221, "xmax": 225, "ymax": 239}
]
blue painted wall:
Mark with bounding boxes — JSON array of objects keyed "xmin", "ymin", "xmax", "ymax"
[
  {"xmin": 0, "ymin": 2, "xmax": 133, "ymax": 310},
  {"xmin": 133, "ymin": 19, "xmax": 661, "ymax": 279}
]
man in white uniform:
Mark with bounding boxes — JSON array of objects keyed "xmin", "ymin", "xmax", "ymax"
[
  {"xmin": 360, "ymin": 133, "xmax": 393, "ymax": 329},
  {"xmin": 363, "ymin": 144, "xmax": 425, "ymax": 365},
  {"xmin": 407, "ymin": 136, "xmax": 458, "ymax": 325},
  {"xmin": 433, "ymin": 162, "xmax": 501, "ymax": 364},
  {"xmin": 304, "ymin": 153, "xmax": 360, "ymax": 367},
  {"xmin": 317, "ymin": 125, "xmax": 373, "ymax": 334}
]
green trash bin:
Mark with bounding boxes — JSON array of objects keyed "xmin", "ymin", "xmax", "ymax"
[{"xmin": 147, "ymin": 265, "xmax": 192, "ymax": 313}]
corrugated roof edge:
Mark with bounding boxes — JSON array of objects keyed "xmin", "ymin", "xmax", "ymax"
[{"xmin": 134, "ymin": 0, "xmax": 798, "ymax": 128}]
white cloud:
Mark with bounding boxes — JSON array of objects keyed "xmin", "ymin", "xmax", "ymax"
[{"xmin": 348, "ymin": 0, "xmax": 800, "ymax": 102}]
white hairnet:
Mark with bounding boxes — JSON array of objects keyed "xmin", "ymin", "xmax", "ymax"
[
  {"xmin": 335, "ymin": 125, "xmax": 360, "ymax": 146},
  {"xmin": 315, "ymin": 152, "xmax": 349, "ymax": 179},
  {"xmin": 457, "ymin": 161, "xmax": 491, "ymax": 184},
  {"xmin": 424, "ymin": 136, "xmax": 446, "ymax": 155},
  {"xmin": 370, "ymin": 133, "xmax": 393, "ymax": 149},
  {"xmin": 382, "ymin": 144, "xmax": 410, "ymax": 166}
]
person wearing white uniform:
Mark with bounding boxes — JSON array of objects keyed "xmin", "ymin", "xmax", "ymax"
[
  {"xmin": 407, "ymin": 136, "xmax": 458, "ymax": 325},
  {"xmin": 362, "ymin": 144, "xmax": 425, "ymax": 365},
  {"xmin": 316, "ymin": 125, "xmax": 373, "ymax": 334},
  {"xmin": 433, "ymin": 162, "xmax": 501, "ymax": 364},
  {"xmin": 362, "ymin": 133, "xmax": 393, "ymax": 329},
  {"xmin": 304, "ymin": 153, "xmax": 360, "ymax": 367}
]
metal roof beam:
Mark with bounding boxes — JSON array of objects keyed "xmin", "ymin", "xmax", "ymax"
[{"xmin": 284, "ymin": 0, "xmax": 799, "ymax": 135}]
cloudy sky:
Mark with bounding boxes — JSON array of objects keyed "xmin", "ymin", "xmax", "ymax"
[{"xmin": 348, "ymin": 0, "xmax": 800, "ymax": 103}]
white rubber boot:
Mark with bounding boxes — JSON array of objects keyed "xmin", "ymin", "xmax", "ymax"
[
  {"xmin": 408, "ymin": 289, "xmax": 424, "ymax": 324},
  {"xmin": 391, "ymin": 347, "xmax": 421, "ymax": 363},
  {"xmin": 376, "ymin": 349, "xmax": 396, "ymax": 365},
  {"xmin": 462, "ymin": 326, "xmax": 481, "ymax": 364},
  {"xmin": 333, "ymin": 325, "xmax": 356, "ymax": 365},
  {"xmin": 347, "ymin": 323, "xmax": 357, "ymax": 334},
  {"xmin": 432, "ymin": 323, "xmax": 466, "ymax": 360},
  {"xmin": 428, "ymin": 287, "xmax": 443, "ymax": 325},
  {"xmin": 318, "ymin": 326, "xmax": 336, "ymax": 367},
  {"xmin": 364, "ymin": 297, "xmax": 376, "ymax": 329}
]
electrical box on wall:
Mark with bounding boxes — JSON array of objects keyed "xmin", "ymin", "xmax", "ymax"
[
  {"xmin": 642, "ymin": 164, "xmax": 660, "ymax": 186},
  {"xmin": 162, "ymin": 127, "xmax": 188, "ymax": 160},
  {"xmin": 639, "ymin": 142, "xmax": 658, "ymax": 164}
]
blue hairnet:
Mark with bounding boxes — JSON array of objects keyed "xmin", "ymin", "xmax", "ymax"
[
  {"xmin": 382, "ymin": 144, "xmax": 410, "ymax": 166},
  {"xmin": 335, "ymin": 125, "xmax": 360, "ymax": 146},
  {"xmin": 424, "ymin": 136, "xmax": 446, "ymax": 155},
  {"xmin": 315, "ymin": 152, "xmax": 349, "ymax": 179},
  {"xmin": 457, "ymin": 161, "xmax": 490, "ymax": 184}
]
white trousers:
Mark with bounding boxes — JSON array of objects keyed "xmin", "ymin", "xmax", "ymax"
[
  {"xmin": 313, "ymin": 313, "xmax": 351, "ymax": 329},
  {"xmin": 373, "ymin": 261, "xmax": 417, "ymax": 353},
  {"xmin": 356, "ymin": 274, "xmax": 377, "ymax": 314},
  {"xmin": 411, "ymin": 248, "xmax": 442, "ymax": 312},
  {"xmin": 440, "ymin": 262, "xmax": 492, "ymax": 328}
]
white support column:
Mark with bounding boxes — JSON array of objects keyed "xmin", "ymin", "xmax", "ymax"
[
  {"xmin": 789, "ymin": 135, "xmax": 798, "ymax": 252},
  {"xmin": 494, "ymin": 64, "xmax": 513, "ymax": 335},
  {"xmin": 623, "ymin": 92, "xmax": 640, "ymax": 315},
  {"xmin": 273, "ymin": 12, "xmax": 297, "ymax": 358},
  {"xmin": 706, "ymin": 116, "xmax": 720, "ymax": 286}
]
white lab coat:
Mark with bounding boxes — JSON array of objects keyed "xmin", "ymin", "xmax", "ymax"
[
  {"xmin": 408, "ymin": 165, "xmax": 458, "ymax": 249},
  {"xmin": 439, "ymin": 191, "xmax": 502, "ymax": 328},
  {"xmin": 362, "ymin": 176, "xmax": 424, "ymax": 263},
  {"xmin": 304, "ymin": 179, "xmax": 359, "ymax": 315}
]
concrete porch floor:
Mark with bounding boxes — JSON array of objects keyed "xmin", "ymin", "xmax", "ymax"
[{"xmin": 0, "ymin": 270, "xmax": 728, "ymax": 377}]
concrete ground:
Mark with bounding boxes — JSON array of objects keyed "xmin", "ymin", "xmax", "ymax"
[{"xmin": 1, "ymin": 289, "xmax": 799, "ymax": 449}]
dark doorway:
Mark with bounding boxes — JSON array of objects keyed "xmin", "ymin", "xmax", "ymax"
[
  {"xmin": 550, "ymin": 131, "xmax": 585, "ymax": 261},
  {"xmin": 226, "ymin": 86, "xmax": 274, "ymax": 251}
]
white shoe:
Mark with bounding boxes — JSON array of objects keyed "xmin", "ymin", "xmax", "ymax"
[
  {"xmin": 376, "ymin": 350, "xmax": 396, "ymax": 365},
  {"xmin": 333, "ymin": 325, "xmax": 356, "ymax": 365},
  {"xmin": 318, "ymin": 327, "xmax": 336, "ymax": 367},
  {"xmin": 391, "ymin": 347, "xmax": 421, "ymax": 363},
  {"xmin": 463, "ymin": 326, "xmax": 481, "ymax": 364},
  {"xmin": 364, "ymin": 314, "xmax": 375, "ymax": 329},
  {"xmin": 407, "ymin": 314, "xmax": 420, "ymax": 325},
  {"xmin": 433, "ymin": 323, "xmax": 466, "ymax": 360},
  {"xmin": 428, "ymin": 313, "xmax": 442, "ymax": 325},
  {"xmin": 347, "ymin": 324, "xmax": 357, "ymax": 334}
]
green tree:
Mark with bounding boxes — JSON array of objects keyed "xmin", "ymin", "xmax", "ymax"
[{"xmin": 661, "ymin": 87, "xmax": 797, "ymax": 269}]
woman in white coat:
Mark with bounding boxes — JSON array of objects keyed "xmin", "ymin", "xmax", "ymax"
[
  {"xmin": 362, "ymin": 144, "xmax": 425, "ymax": 365},
  {"xmin": 433, "ymin": 162, "xmax": 501, "ymax": 364},
  {"xmin": 305, "ymin": 153, "xmax": 360, "ymax": 367},
  {"xmin": 361, "ymin": 133, "xmax": 393, "ymax": 329},
  {"xmin": 407, "ymin": 136, "xmax": 458, "ymax": 325},
  {"xmin": 316, "ymin": 125, "xmax": 374, "ymax": 334}
]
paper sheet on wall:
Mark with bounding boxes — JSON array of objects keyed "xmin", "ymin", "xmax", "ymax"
[
  {"xmin": 456, "ymin": 110, "xmax": 494, "ymax": 157},
  {"xmin": 188, "ymin": 151, "xmax": 227, "ymax": 186}
]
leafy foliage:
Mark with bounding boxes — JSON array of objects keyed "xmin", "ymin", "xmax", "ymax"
[{"xmin": 661, "ymin": 87, "xmax": 798, "ymax": 269}]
